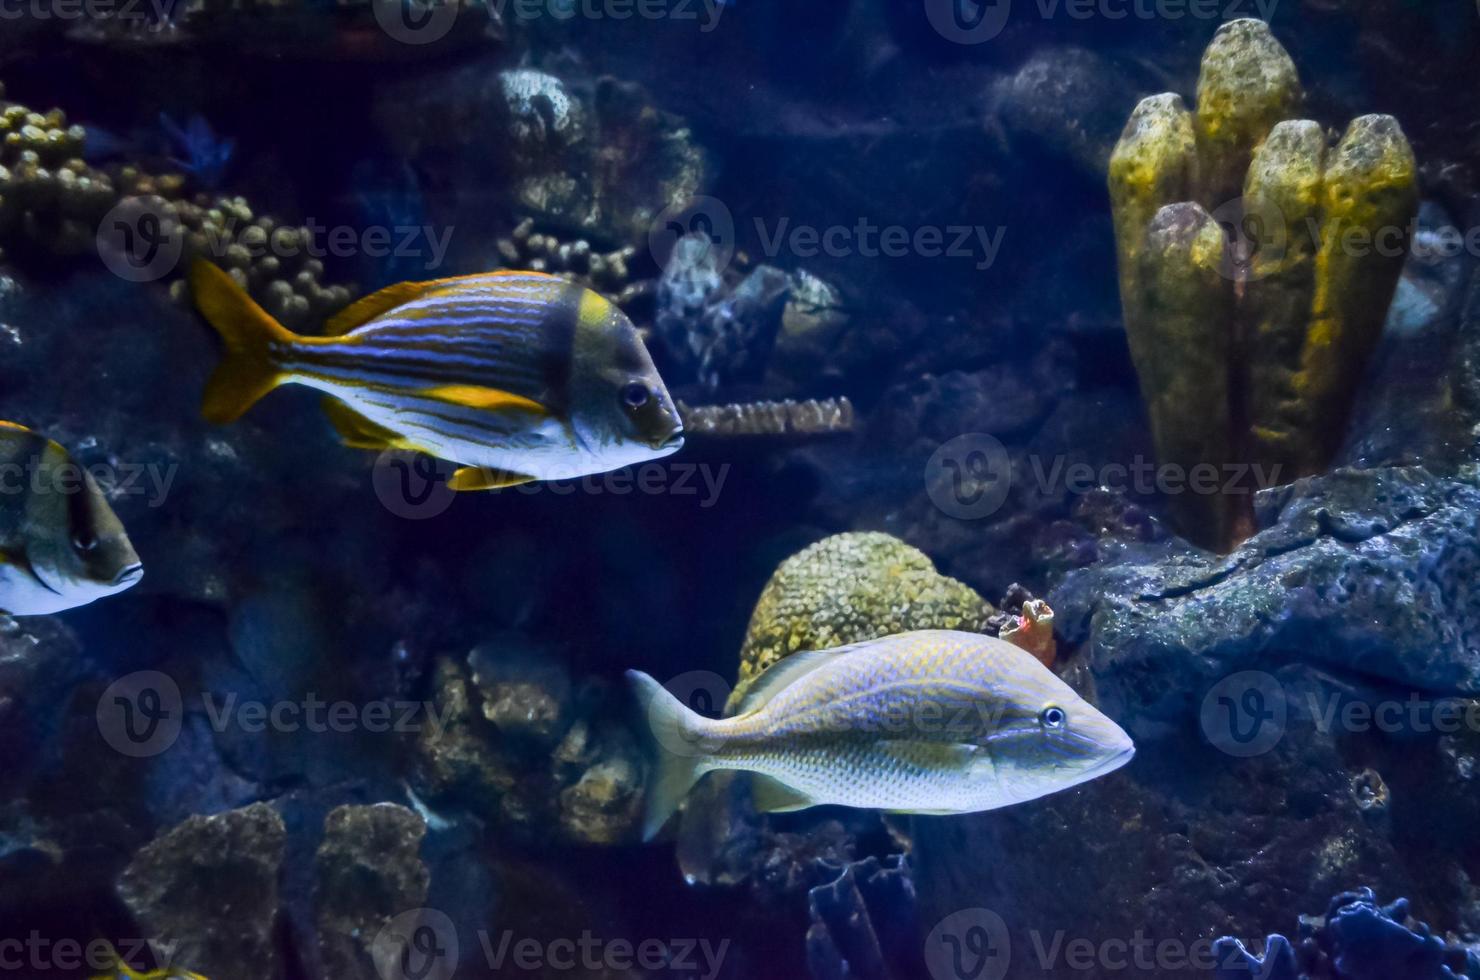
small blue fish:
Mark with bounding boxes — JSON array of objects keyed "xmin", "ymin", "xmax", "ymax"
[{"xmin": 159, "ymin": 113, "xmax": 234, "ymax": 189}]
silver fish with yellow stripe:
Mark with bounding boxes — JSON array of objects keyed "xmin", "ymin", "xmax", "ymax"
[
  {"xmin": 629, "ymin": 629, "xmax": 1134, "ymax": 840},
  {"xmin": 190, "ymin": 261, "xmax": 684, "ymax": 490},
  {"xmin": 0, "ymin": 422, "xmax": 143, "ymax": 615}
]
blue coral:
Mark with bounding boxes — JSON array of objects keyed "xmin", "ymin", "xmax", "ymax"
[{"xmin": 1213, "ymin": 889, "xmax": 1480, "ymax": 980}]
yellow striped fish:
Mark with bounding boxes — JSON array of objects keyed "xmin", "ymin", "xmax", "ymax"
[
  {"xmin": 0, "ymin": 422, "xmax": 142, "ymax": 616},
  {"xmin": 629, "ymin": 630, "xmax": 1134, "ymax": 840},
  {"xmin": 190, "ymin": 261, "xmax": 684, "ymax": 490}
]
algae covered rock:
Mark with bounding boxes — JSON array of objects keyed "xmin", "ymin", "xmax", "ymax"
[
  {"xmin": 117, "ymin": 803, "xmax": 285, "ymax": 980},
  {"xmin": 315, "ymin": 804, "xmax": 430, "ymax": 980},
  {"xmin": 729, "ymin": 532, "xmax": 995, "ymax": 712}
]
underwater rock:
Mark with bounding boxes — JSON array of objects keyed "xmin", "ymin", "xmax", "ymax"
[
  {"xmin": 377, "ymin": 67, "xmax": 703, "ymax": 248},
  {"xmin": 552, "ymin": 717, "xmax": 645, "ymax": 845},
  {"xmin": 806, "ymin": 855, "xmax": 919, "ymax": 980},
  {"xmin": 728, "ymin": 531, "xmax": 996, "ymax": 712},
  {"xmin": 913, "ymin": 661, "xmax": 1416, "ymax": 980},
  {"xmin": 1331, "ymin": 201, "xmax": 1475, "ymax": 472},
  {"xmin": 991, "ymin": 46, "xmax": 1143, "ymax": 179},
  {"xmin": 766, "ymin": 268, "xmax": 852, "ymax": 392},
  {"xmin": 0, "ymin": 616, "xmax": 83, "ymax": 792},
  {"xmin": 913, "ymin": 461, "xmax": 1480, "ymax": 975},
  {"xmin": 1058, "ymin": 465, "xmax": 1480, "ymax": 698},
  {"xmin": 117, "ymin": 802, "xmax": 285, "ymax": 980},
  {"xmin": 410, "ymin": 656, "xmax": 520, "ymax": 814},
  {"xmin": 468, "ymin": 637, "xmax": 573, "ymax": 747},
  {"xmin": 654, "ymin": 232, "xmax": 791, "ymax": 389},
  {"xmin": 315, "ymin": 804, "xmax": 430, "ymax": 980},
  {"xmin": 410, "ymin": 651, "xmax": 645, "ymax": 844}
]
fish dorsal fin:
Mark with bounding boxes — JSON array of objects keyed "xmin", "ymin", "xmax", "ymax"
[
  {"xmin": 733, "ymin": 642, "xmax": 871, "ymax": 716},
  {"xmin": 421, "ymin": 384, "xmax": 549, "ymax": 416},
  {"xmin": 749, "ymin": 774, "xmax": 817, "ymax": 814},
  {"xmin": 322, "ymin": 281, "xmax": 436, "ymax": 335},
  {"xmin": 0, "ymin": 420, "xmax": 30, "ymax": 434},
  {"xmin": 321, "ymin": 270, "xmax": 567, "ymax": 336},
  {"xmin": 320, "ymin": 397, "xmax": 408, "ymax": 450}
]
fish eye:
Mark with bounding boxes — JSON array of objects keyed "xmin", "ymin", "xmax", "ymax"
[
  {"xmin": 622, "ymin": 382, "xmax": 651, "ymax": 409},
  {"xmin": 72, "ymin": 529, "xmax": 98, "ymax": 554},
  {"xmin": 1039, "ymin": 705, "xmax": 1066, "ymax": 729}
]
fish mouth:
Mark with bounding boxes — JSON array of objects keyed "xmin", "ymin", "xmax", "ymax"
[
  {"xmin": 111, "ymin": 562, "xmax": 144, "ymax": 588},
  {"xmin": 656, "ymin": 430, "xmax": 685, "ymax": 452},
  {"xmin": 1085, "ymin": 743, "xmax": 1135, "ymax": 779}
]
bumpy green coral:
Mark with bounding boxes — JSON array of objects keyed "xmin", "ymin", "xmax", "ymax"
[
  {"xmin": 1108, "ymin": 20, "xmax": 1418, "ymax": 550},
  {"xmin": 728, "ymin": 532, "xmax": 995, "ymax": 712}
]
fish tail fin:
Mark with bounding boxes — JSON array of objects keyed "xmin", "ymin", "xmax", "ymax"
[
  {"xmin": 190, "ymin": 259, "xmax": 298, "ymax": 423},
  {"xmin": 627, "ymin": 669, "xmax": 711, "ymax": 842}
]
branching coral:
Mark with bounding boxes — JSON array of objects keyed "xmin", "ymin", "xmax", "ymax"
[
  {"xmin": 677, "ymin": 397, "xmax": 855, "ymax": 438},
  {"xmin": 1109, "ymin": 20, "xmax": 1418, "ymax": 550}
]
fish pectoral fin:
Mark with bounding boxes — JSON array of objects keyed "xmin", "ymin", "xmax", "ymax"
[
  {"xmin": 421, "ymin": 384, "xmax": 549, "ymax": 416},
  {"xmin": 320, "ymin": 398, "xmax": 407, "ymax": 450},
  {"xmin": 447, "ymin": 466, "xmax": 537, "ymax": 492},
  {"xmin": 749, "ymin": 775, "xmax": 818, "ymax": 814}
]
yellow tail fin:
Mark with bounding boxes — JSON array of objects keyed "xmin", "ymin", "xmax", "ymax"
[{"xmin": 190, "ymin": 260, "xmax": 298, "ymax": 423}]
